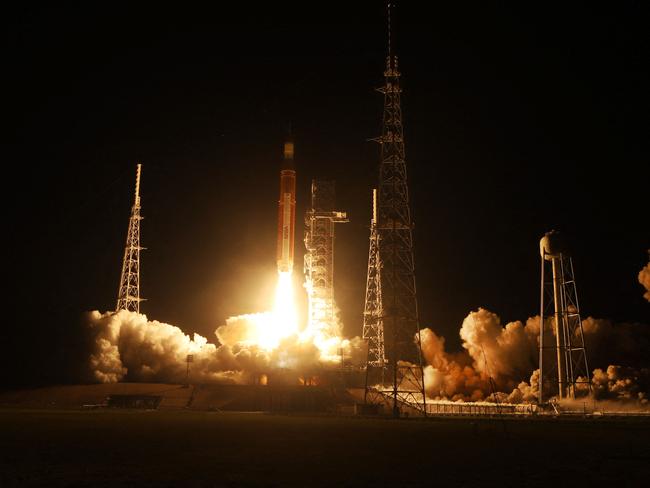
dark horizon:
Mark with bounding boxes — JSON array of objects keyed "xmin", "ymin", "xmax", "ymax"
[{"xmin": 4, "ymin": 2, "xmax": 648, "ymax": 389}]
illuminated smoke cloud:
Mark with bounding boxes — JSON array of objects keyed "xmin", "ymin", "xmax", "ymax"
[
  {"xmin": 421, "ymin": 308, "xmax": 650, "ymax": 403},
  {"xmin": 459, "ymin": 309, "xmax": 538, "ymax": 383},
  {"xmin": 87, "ymin": 310, "xmax": 266, "ymax": 384},
  {"xmin": 639, "ymin": 253, "xmax": 650, "ymax": 302},
  {"xmin": 86, "ymin": 309, "xmax": 364, "ymax": 385},
  {"xmin": 505, "ymin": 370, "xmax": 540, "ymax": 404},
  {"xmin": 420, "ymin": 308, "xmax": 539, "ymax": 401},
  {"xmin": 86, "ymin": 305, "xmax": 647, "ymax": 404},
  {"xmin": 420, "ymin": 328, "xmax": 488, "ymax": 401},
  {"xmin": 590, "ymin": 365, "xmax": 649, "ymax": 403}
]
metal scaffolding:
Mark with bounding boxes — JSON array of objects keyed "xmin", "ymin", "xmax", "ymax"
[
  {"xmin": 538, "ymin": 231, "xmax": 591, "ymax": 403},
  {"xmin": 116, "ymin": 164, "xmax": 145, "ymax": 313},
  {"xmin": 364, "ymin": 3, "xmax": 427, "ymax": 417},
  {"xmin": 304, "ymin": 180, "xmax": 348, "ymax": 339}
]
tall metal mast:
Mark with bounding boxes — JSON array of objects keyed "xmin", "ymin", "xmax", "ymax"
[
  {"xmin": 365, "ymin": 2, "xmax": 427, "ymax": 416},
  {"xmin": 116, "ymin": 163, "xmax": 144, "ymax": 313},
  {"xmin": 363, "ymin": 189, "xmax": 385, "ymax": 389}
]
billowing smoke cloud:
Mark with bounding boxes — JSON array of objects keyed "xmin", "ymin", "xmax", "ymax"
[
  {"xmin": 591, "ymin": 365, "xmax": 649, "ymax": 403},
  {"xmin": 420, "ymin": 309, "xmax": 539, "ymax": 401},
  {"xmin": 458, "ymin": 309, "xmax": 539, "ymax": 382},
  {"xmin": 639, "ymin": 252, "xmax": 650, "ymax": 302},
  {"xmin": 87, "ymin": 310, "xmax": 363, "ymax": 385},
  {"xmin": 420, "ymin": 308, "xmax": 650, "ymax": 404},
  {"xmin": 421, "ymin": 328, "xmax": 487, "ymax": 401},
  {"xmin": 87, "ymin": 310, "xmax": 266, "ymax": 384},
  {"xmin": 86, "ymin": 304, "xmax": 648, "ymax": 405}
]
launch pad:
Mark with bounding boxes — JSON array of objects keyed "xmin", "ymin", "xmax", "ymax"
[{"xmin": 2, "ymin": 383, "xmax": 648, "ymax": 420}]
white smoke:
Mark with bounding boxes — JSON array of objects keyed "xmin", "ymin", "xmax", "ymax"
[
  {"xmin": 86, "ymin": 304, "xmax": 648, "ymax": 404},
  {"xmin": 87, "ymin": 310, "xmax": 264, "ymax": 384},
  {"xmin": 87, "ymin": 309, "xmax": 364, "ymax": 385}
]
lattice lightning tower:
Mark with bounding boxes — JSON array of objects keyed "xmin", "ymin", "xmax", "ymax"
[
  {"xmin": 363, "ymin": 189, "xmax": 385, "ymax": 380},
  {"xmin": 116, "ymin": 164, "xmax": 145, "ymax": 313},
  {"xmin": 364, "ymin": 3, "xmax": 427, "ymax": 416}
]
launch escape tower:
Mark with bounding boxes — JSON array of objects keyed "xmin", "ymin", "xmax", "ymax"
[
  {"xmin": 304, "ymin": 180, "xmax": 348, "ymax": 336},
  {"xmin": 538, "ymin": 231, "xmax": 591, "ymax": 403},
  {"xmin": 116, "ymin": 164, "xmax": 145, "ymax": 313},
  {"xmin": 364, "ymin": 4, "xmax": 427, "ymax": 416}
]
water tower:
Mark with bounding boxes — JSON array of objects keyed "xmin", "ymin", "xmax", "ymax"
[{"xmin": 538, "ymin": 230, "xmax": 591, "ymax": 403}]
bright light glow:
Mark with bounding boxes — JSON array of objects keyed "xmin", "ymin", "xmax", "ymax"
[
  {"xmin": 256, "ymin": 271, "xmax": 299, "ymax": 350},
  {"xmin": 222, "ymin": 270, "xmax": 350, "ymax": 367},
  {"xmin": 300, "ymin": 282, "xmax": 346, "ymax": 362}
]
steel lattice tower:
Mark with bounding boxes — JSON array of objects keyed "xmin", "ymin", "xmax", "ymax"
[
  {"xmin": 116, "ymin": 163, "xmax": 145, "ymax": 313},
  {"xmin": 364, "ymin": 3, "xmax": 427, "ymax": 416},
  {"xmin": 363, "ymin": 190, "xmax": 385, "ymax": 383},
  {"xmin": 538, "ymin": 231, "xmax": 591, "ymax": 403},
  {"xmin": 304, "ymin": 180, "xmax": 348, "ymax": 338}
]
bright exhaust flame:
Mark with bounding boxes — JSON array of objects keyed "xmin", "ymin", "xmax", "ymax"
[
  {"xmin": 222, "ymin": 269, "xmax": 352, "ymax": 362},
  {"xmin": 257, "ymin": 271, "xmax": 299, "ymax": 350},
  {"xmin": 244, "ymin": 269, "xmax": 354, "ymax": 364}
]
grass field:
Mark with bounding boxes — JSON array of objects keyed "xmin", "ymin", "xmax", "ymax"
[{"xmin": 1, "ymin": 409, "xmax": 649, "ymax": 487}]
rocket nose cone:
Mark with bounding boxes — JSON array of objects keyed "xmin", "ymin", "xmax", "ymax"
[
  {"xmin": 283, "ymin": 141, "xmax": 294, "ymax": 160},
  {"xmin": 282, "ymin": 140, "xmax": 295, "ymax": 170}
]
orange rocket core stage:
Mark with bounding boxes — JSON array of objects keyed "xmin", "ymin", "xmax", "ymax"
[{"xmin": 277, "ymin": 140, "xmax": 296, "ymax": 273}]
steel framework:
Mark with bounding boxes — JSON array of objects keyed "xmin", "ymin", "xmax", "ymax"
[
  {"xmin": 538, "ymin": 232, "xmax": 591, "ymax": 403},
  {"xmin": 363, "ymin": 190, "xmax": 385, "ymax": 381},
  {"xmin": 116, "ymin": 164, "xmax": 145, "ymax": 313},
  {"xmin": 364, "ymin": 3, "xmax": 427, "ymax": 417},
  {"xmin": 304, "ymin": 180, "xmax": 348, "ymax": 340}
]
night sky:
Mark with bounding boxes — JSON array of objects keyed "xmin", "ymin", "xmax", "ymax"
[{"xmin": 4, "ymin": 2, "xmax": 648, "ymax": 389}]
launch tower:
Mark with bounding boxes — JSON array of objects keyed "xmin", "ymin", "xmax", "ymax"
[
  {"xmin": 116, "ymin": 164, "xmax": 145, "ymax": 313},
  {"xmin": 304, "ymin": 180, "xmax": 348, "ymax": 337},
  {"xmin": 364, "ymin": 3, "xmax": 427, "ymax": 416},
  {"xmin": 538, "ymin": 230, "xmax": 591, "ymax": 403}
]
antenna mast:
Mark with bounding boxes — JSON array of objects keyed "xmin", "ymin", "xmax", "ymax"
[
  {"xmin": 116, "ymin": 163, "xmax": 145, "ymax": 313},
  {"xmin": 363, "ymin": 189, "xmax": 385, "ymax": 393}
]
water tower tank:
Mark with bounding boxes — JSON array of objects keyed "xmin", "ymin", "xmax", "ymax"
[{"xmin": 539, "ymin": 230, "xmax": 567, "ymax": 260}]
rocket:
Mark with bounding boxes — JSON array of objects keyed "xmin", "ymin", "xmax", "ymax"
[{"xmin": 276, "ymin": 137, "xmax": 296, "ymax": 273}]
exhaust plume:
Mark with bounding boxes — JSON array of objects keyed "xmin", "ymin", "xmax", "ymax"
[
  {"xmin": 87, "ymin": 309, "xmax": 363, "ymax": 385},
  {"xmin": 420, "ymin": 309, "xmax": 539, "ymax": 401},
  {"xmin": 420, "ymin": 308, "xmax": 650, "ymax": 403}
]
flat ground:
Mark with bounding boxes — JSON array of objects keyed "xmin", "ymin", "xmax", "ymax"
[{"xmin": 1, "ymin": 409, "xmax": 649, "ymax": 487}]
